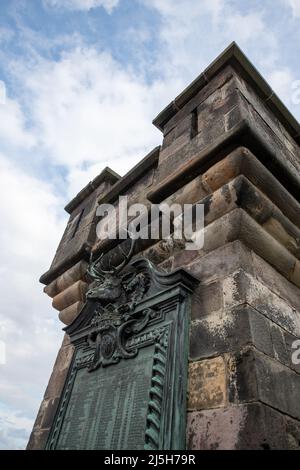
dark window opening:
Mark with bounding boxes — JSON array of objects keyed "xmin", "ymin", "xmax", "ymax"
[{"xmin": 71, "ymin": 208, "xmax": 84, "ymax": 239}]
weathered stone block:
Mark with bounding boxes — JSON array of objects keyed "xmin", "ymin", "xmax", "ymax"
[
  {"xmin": 44, "ymin": 260, "xmax": 88, "ymax": 298},
  {"xmin": 176, "ymin": 172, "xmax": 300, "ymax": 260},
  {"xmin": 228, "ymin": 347, "xmax": 300, "ymax": 420},
  {"xmin": 163, "ymin": 174, "xmax": 208, "ymax": 207},
  {"xmin": 251, "ymin": 250, "xmax": 300, "ymax": 312},
  {"xmin": 270, "ymin": 324, "xmax": 290, "ymax": 366},
  {"xmin": 188, "ymin": 357, "xmax": 226, "ymax": 410},
  {"xmin": 191, "ymin": 281, "xmax": 223, "ymax": 320},
  {"xmin": 59, "ymin": 301, "xmax": 84, "ymax": 325},
  {"xmin": 223, "ymin": 269, "xmax": 300, "ymax": 336},
  {"xmin": 52, "ymin": 280, "xmax": 88, "ymax": 312},
  {"xmin": 239, "ymin": 210, "xmax": 298, "ymax": 285},
  {"xmin": 44, "ymin": 342, "xmax": 74, "ymax": 399},
  {"xmin": 27, "ymin": 428, "xmax": 51, "ymax": 450},
  {"xmin": 263, "ymin": 218, "xmax": 300, "ymax": 258},
  {"xmin": 187, "ymin": 406, "xmax": 247, "ymax": 450},
  {"xmin": 172, "ymin": 248, "xmax": 199, "ymax": 269},
  {"xmin": 285, "ymin": 415, "xmax": 300, "ymax": 449},
  {"xmin": 201, "ymin": 147, "xmax": 300, "ymax": 229},
  {"xmin": 190, "ymin": 304, "xmax": 273, "ymax": 361},
  {"xmin": 27, "ymin": 335, "xmax": 74, "ymax": 449},
  {"xmin": 40, "ymin": 397, "xmax": 60, "ymax": 429},
  {"xmin": 184, "ymin": 207, "xmax": 300, "ymax": 289},
  {"xmin": 235, "ymin": 72, "xmax": 300, "ymax": 169},
  {"xmin": 291, "ymin": 259, "xmax": 300, "ymax": 287},
  {"xmin": 187, "ymin": 402, "xmax": 300, "ymax": 450},
  {"xmin": 182, "ymin": 240, "xmax": 253, "ymax": 283},
  {"xmin": 156, "ymin": 76, "xmax": 244, "ymax": 181}
]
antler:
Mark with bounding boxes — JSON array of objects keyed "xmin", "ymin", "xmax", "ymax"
[
  {"xmin": 87, "ymin": 253, "xmax": 106, "ymax": 281},
  {"xmin": 87, "ymin": 232, "xmax": 136, "ymax": 278},
  {"xmin": 114, "ymin": 234, "xmax": 135, "ymax": 274}
]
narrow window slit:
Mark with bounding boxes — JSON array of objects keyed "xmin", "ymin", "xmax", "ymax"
[
  {"xmin": 190, "ymin": 107, "xmax": 198, "ymax": 139},
  {"xmin": 71, "ymin": 208, "xmax": 84, "ymax": 238}
]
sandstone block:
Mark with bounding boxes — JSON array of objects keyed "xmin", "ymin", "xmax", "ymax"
[
  {"xmin": 190, "ymin": 304, "xmax": 273, "ymax": 361},
  {"xmin": 188, "ymin": 357, "xmax": 226, "ymax": 410},
  {"xmin": 223, "ymin": 269, "xmax": 300, "ymax": 336},
  {"xmin": 52, "ymin": 280, "xmax": 88, "ymax": 311},
  {"xmin": 228, "ymin": 347, "xmax": 300, "ymax": 420},
  {"xmin": 191, "ymin": 281, "xmax": 223, "ymax": 320},
  {"xmin": 187, "ymin": 402, "xmax": 300, "ymax": 450},
  {"xmin": 44, "ymin": 260, "xmax": 88, "ymax": 298},
  {"xmin": 59, "ymin": 301, "xmax": 84, "ymax": 325}
]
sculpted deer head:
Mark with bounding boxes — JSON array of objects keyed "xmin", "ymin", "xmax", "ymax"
[{"xmin": 86, "ymin": 236, "xmax": 135, "ymax": 304}]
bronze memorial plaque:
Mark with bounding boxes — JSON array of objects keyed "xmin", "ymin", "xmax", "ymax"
[
  {"xmin": 46, "ymin": 256, "xmax": 198, "ymax": 450},
  {"xmin": 56, "ymin": 346, "xmax": 154, "ymax": 450}
]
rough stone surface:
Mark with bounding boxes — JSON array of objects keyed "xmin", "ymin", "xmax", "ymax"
[
  {"xmin": 187, "ymin": 402, "xmax": 300, "ymax": 450},
  {"xmin": 44, "ymin": 260, "xmax": 88, "ymax": 298},
  {"xmin": 228, "ymin": 346, "xmax": 300, "ymax": 420},
  {"xmin": 190, "ymin": 280, "xmax": 223, "ymax": 320},
  {"xmin": 190, "ymin": 304, "xmax": 273, "ymax": 361},
  {"xmin": 58, "ymin": 300, "xmax": 84, "ymax": 325},
  {"xmin": 188, "ymin": 357, "xmax": 226, "ymax": 410},
  {"xmin": 222, "ymin": 269, "xmax": 300, "ymax": 336},
  {"xmin": 27, "ymin": 335, "xmax": 74, "ymax": 449},
  {"xmin": 52, "ymin": 280, "xmax": 88, "ymax": 312}
]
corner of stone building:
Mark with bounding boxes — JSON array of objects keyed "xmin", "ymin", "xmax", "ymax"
[{"xmin": 28, "ymin": 43, "xmax": 300, "ymax": 450}]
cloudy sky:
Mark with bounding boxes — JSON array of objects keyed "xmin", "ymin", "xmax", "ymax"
[{"xmin": 0, "ymin": 0, "xmax": 300, "ymax": 450}]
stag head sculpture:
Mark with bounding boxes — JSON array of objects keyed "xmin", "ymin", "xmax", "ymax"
[{"xmin": 86, "ymin": 236, "xmax": 135, "ymax": 304}]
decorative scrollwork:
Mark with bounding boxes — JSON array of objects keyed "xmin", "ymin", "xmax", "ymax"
[
  {"xmin": 86, "ymin": 307, "xmax": 157, "ymax": 371},
  {"xmin": 83, "ymin": 238, "xmax": 156, "ymax": 371}
]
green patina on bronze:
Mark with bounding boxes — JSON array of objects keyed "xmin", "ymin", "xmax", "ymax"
[{"xmin": 46, "ymin": 250, "xmax": 198, "ymax": 450}]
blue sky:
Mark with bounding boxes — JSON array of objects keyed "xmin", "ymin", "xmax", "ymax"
[{"xmin": 0, "ymin": 0, "xmax": 299, "ymax": 450}]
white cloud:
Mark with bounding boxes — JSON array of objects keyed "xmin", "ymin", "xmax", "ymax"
[
  {"xmin": 140, "ymin": 0, "xmax": 279, "ymax": 81},
  {"xmin": 5, "ymin": 1, "xmax": 290, "ymax": 200},
  {"xmin": 0, "ymin": 154, "xmax": 64, "ymax": 265},
  {"xmin": 267, "ymin": 67, "xmax": 296, "ymax": 106},
  {"xmin": 44, "ymin": 0, "xmax": 120, "ymax": 13},
  {"xmin": 225, "ymin": 12, "xmax": 270, "ymax": 44},
  {"xmin": 0, "ymin": 96, "xmax": 35, "ymax": 149},
  {"xmin": 0, "ymin": 154, "xmax": 66, "ymax": 448},
  {"xmin": 286, "ymin": 0, "xmax": 300, "ymax": 17},
  {"xmin": 0, "ymin": 405, "xmax": 33, "ymax": 450},
  {"xmin": 9, "ymin": 46, "xmax": 179, "ymax": 195},
  {"xmin": 0, "ymin": 80, "xmax": 6, "ymax": 105}
]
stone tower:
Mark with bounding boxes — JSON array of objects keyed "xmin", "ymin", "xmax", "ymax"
[{"xmin": 28, "ymin": 43, "xmax": 300, "ymax": 450}]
